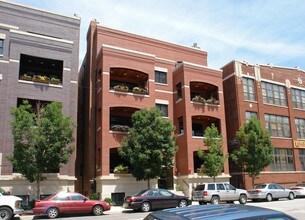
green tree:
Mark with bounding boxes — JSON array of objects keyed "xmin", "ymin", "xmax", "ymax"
[
  {"xmin": 198, "ymin": 124, "xmax": 226, "ymax": 182},
  {"xmin": 8, "ymin": 100, "xmax": 75, "ymax": 198},
  {"xmin": 231, "ymin": 117, "xmax": 273, "ymax": 188},
  {"xmin": 119, "ymin": 107, "xmax": 177, "ymax": 189}
]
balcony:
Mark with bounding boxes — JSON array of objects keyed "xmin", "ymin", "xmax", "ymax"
[
  {"xmin": 110, "ymin": 68, "xmax": 148, "ymax": 95},
  {"xmin": 190, "ymin": 82, "xmax": 219, "ymax": 105},
  {"xmin": 192, "ymin": 116, "xmax": 220, "ymax": 137},
  {"xmin": 19, "ymin": 54, "xmax": 63, "ymax": 86},
  {"xmin": 110, "ymin": 107, "xmax": 139, "ymax": 133}
]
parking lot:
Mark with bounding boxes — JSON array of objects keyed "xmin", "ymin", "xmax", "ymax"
[{"xmin": 17, "ymin": 197, "xmax": 305, "ymax": 220}]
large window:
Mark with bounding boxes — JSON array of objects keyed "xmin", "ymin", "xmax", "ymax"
[
  {"xmin": 292, "ymin": 88, "xmax": 305, "ymax": 109},
  {"xmin": 243, "ymin": 78, "xmax": 256, "ymax": 101},
  {"xmin": 295, "ymin": 118, "xmax": 305, "ymax": 139},
  {"xmin": 178, "ymin": 117, "xmax": 184, "ymax": 134},
  {"xmin": 176, "ymin": 83, "xmax": 182, "ymax": 100},
  {"xmin": 155, "ymin": 70, "xmax": 167, "ymax": 84},
  {"xmin": 300, "ymin": 150, "xmax": 305, "ymax": 171},
  {"xmin": 262, "ymin": 82, "xmax": 287, "ymax": 106},
  {"xmin": 265, "ymin": 114, "xmax": 291, "ymax": 138},
  {"xmin": 156, "ymin": 104, "xmax": 168, "ymax": 117},
  {"xmin": 246, "ymin": 111, "xmax": 257, "ymax": 122},
  {"xmin": 0, "ymin": 39, "xmax": 3, "ymax": 55},
  {"xmin": 270, "ymin": 148, "xmax": 294, "ymax": 171}
]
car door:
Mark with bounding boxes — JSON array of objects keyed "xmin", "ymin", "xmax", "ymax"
[
  {"xmin": 275, "ymin": 184, "xmax": 288, "ymax": 198},
  {"xmin": 70, "ymin": 194, "xmax": 91, "ymax": 213},
  {"xmin": 146, "ymin": 189, "xmax": 161, "ymax": 209},
  {"xmin": 224, "ymin": 183, "xmax": 237, "ymax": 200},
  {"xmin": 52, "ymin": 194, "xmax": 72, "ymax": 213},
  {"xmin": 216, "ymin": 183, "xmax": 227, "ymax": 201},
  {"xmin": 158, "ymin": 189, "xmax": 178, "ymax": 208},
  {"xmin": 268, "ymin": 184, "xmax": 278, "ymax": 199}
]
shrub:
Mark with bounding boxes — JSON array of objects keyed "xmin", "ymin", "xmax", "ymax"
[
  {"xmin": 104, "ymin": 197, "xmax": 112, "ymax": 205},
  {"xmin": 88, "ymin": 193, "xmax": 100, "ymax": 200}
]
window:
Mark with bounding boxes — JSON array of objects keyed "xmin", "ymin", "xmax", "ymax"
[
  {"xmin": 192, "ymin": 123, "xmax": 203, "ymax": 137},
  {"xmin": 178, "ymin": 117, "xmax": 184, "ymax": 134},
  {"xmin": 243, "ymin": 78, "xmax": 256, "ymax": 101},
  {"xmin": 299, "ymin": 150, "xmax": 305, "ymax": 171},
  {"xmin": 262, "ymin": 82, "xmax": 287, "ymax": 106},
  {"xmin": 246, "ymin": 111, "xmax": 257, "ymax": 122},
  {"xmin": 292, "ymin": 88, "xmax": 305, "ymax": 109},
  {"xmin": 176, "ymin": 83, "xmax": 182, "ymax": 100},
  {"xmin": 156, "ymin": 104, "xmax": 168, "ymax": 117},
  {"xmin": 270, "ymin": 149, "xmax": 294, "ymax": 171},
  {"xmin": 265, "ymin": 114, "xmax": 291, "ymax": 138},
  {"xmin": 295, "ymin": 118, "xmax": 305, "ymax": 139},
  {"xmin": 0, "ymin": 39, "xmax": 3, "ymax": 55},
  {"xmin": 155, "ymin": 70, "xmax": 167, "ymax": 84},
  {"xmin": 216, "ymin": 183, "xmax": 225, "ymax": 190},
  {"xmin": 207, "ymin": 184, "xmax": 215, "ymax": 190},
  {"xmin": 71, "ymin": 194, "xmax": 85, "ymax": 201}
]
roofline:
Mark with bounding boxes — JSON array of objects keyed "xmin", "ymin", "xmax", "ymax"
[{"xmin": 2, "ymin": 0, "xmax": 81, "ymax": 20}]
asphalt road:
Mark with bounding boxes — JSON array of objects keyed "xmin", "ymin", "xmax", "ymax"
[{"xmin": 17, "ymin": 198, "xmax": 305, "ymax": 220}]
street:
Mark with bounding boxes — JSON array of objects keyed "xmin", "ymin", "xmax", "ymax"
[{"xmin": 17, "ymin": 198, "xmax": 305, "ymax": 220}]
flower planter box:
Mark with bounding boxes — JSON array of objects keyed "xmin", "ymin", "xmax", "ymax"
[
  {"xmin": 192, "ymin": 96, "xmax": 205, "ymax": 103},
  {"xmin": 132, "ymin": 87, "xmax": 147, "ymax": 94},
  {"xmin": 20, "ymin": 75, "xmax": 32, "ymax": 81},
  {"xmin": 33, "ymin": 75, "xmax": 50, "ymax": 84},
  {"xmin": 113, "ymin": 85, "xmax": 129, "ymax": 92}
]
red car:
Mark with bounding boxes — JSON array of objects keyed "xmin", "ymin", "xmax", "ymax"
[{"xmin": 33, "ymin": 192, "xmax": 111, "ymax": 219}]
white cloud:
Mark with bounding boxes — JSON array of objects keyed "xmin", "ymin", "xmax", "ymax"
[{"xmin": 11, "ymin": 0, "xmax": 305, "ymax": 70}]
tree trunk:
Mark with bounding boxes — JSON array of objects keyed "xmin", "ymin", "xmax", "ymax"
[
  {"xmin": 251, "ymin": 174, "xmax": 255, "ymax": 188},
  {"xmin": 36, "ymin": 173, "xmax": 42, "ymax": 199},
  {"xmin": 147, "ymin": 179, "xmax": 151, "ymax": 189},
  {"xmin": 213, "ymin": 176, "xmax": 216, "ymax": 182}
]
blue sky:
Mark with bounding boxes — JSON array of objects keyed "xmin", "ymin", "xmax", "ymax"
[{"xmin": 11, "ymin": 0, "xmax": 305, "ymax": 70}]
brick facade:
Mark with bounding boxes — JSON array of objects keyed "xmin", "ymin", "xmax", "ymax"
[
  {"xmin": 222, "ymin": 60, "xmax": 305, "ymax": 189},
  {"xmin": 0, "ymin": 0, "xmax": 80, "ymax": 199}
]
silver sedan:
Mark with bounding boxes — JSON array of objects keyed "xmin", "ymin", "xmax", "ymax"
[
  {"xmin": 290, "ymin": 184, "xmax": 305, "ymax": 198},
  {"xmin": 247, "ymin": 183, "xmax": 295, "ymax": 202}
]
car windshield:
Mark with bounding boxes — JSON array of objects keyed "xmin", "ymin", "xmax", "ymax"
[
  {"xmin": 254, "ymin": 184, "xmax": 266, "ymax": 189},
  {"xmin": 133, "ymin": 190, "xmax": 148, "ymax": 196}
]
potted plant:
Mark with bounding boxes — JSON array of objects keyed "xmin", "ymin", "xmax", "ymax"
[
  {"xmin": 50, "ymin": 76, "xmax": 61, "ymax": 85},
  {"xmin": 33, "ymin": 75, "xmax": 49, "ymax": 84},
  {"xmin": 113, "ymin": 85, "xmax": 129, "ymax": 92},
  {"xmin": 192, "ymin": 95, "xmax": 205, "ymax": 103},
  {"xmin": 114, "ymin": 164, "xmax": 129, "ymax": 174},
  {"xmin": 20, "ymin": 74, "xmax": 32, "ymax": 81},
  {"xmin": 206, "ymin": 97, "xmax": 220, "ymax": 105},
  {"xmin": 196, "ymin": 165, "xmax": 204, "ymax": 175},
  {"xmin": 132, "ymin": 86, "xmax": 147, "ymax": 94}
]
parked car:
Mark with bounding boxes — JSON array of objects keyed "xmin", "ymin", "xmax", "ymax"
[
  {"xmin": 144, "ymin": 204, "xmax": 297, "ymax": 220},
  {"xmin": 33, "ymin": 192, "xmax": 111, "ymax": 219},
  {"xmin": 248, "ymin": 183, "xmax": 295, "ymax": 202},
  {"xmin": 192, "ymin": 182, "xmax": 248, "ymax": 204},
  {"xmin": 123, "ymin": 188, "xmax": 191, "ymax": 212},
  {"xmin": 290, "ymin": 184, "xmax": 305, "ymax": 198}
]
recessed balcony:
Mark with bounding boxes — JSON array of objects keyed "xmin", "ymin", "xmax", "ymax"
[
  {"xmin": 192, "ymin": 115, "xmax": 220, "ymax": 137},
  {"xmin": 190, "ymin": 82, "xmax": 219, "ymax": 105},
  {"xmin": 110, "ymin": 107, "xmax": 139, "ymax": 133},
  {"xmin": 19, "ymin": 54, "xmax": 63, "ymax": 86},
  {"xmin": 110, "ymin": 68, "xmax": 148, "ymax": 95}
]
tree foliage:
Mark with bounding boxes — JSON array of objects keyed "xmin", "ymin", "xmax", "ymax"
[
  {"xmin": 8, "ymin": 100, "xmax": 75, "ymax": 198},
  {"xmin": 231, "ymin": 117, "xmax": 273, "ymax": 188},
  {"xmin": 119, "ymin": 107, "xmax": 177, "ymax": 189},
  {"xmin": 198, "ymin": 124, "xmax": 226, "ymax": 182}
]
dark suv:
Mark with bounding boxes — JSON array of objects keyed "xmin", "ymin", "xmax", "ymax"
[{"xmin": 192, "ymin": 182, "xmax": 248, "ymax": 204}]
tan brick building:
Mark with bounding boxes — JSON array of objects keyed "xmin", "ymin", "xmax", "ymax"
[
  {"xmin": 222, "ymin": 60, "xmax": 305, "ymax": 189},
  {"xmin": 78, "ymin": 21, "xmax": 229, "ymax": 203}
]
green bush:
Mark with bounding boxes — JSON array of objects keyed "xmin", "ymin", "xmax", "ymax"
[
  {"xmin": 88, "ymin": 193, "xmax": 100, "ymax": 200},
  {"xmin": 104, "ymin": 197, "xmax": 112, "ymax": 205},
  {"xmin": 29, "ymin": 199, "xmax": 36, "ymax": 209}
]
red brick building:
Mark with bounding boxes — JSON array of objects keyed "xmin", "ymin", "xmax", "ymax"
[
  {"xmin": 222, "ymin": 60, "xmax": 305, "ymax": 189},
  {"xmin": 78, "ymin": 21, "xmax": 229, "ymax": 201}
]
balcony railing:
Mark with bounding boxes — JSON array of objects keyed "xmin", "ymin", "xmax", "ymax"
[
  {"xmin": 192, "ymin": 96, "xmax": 220, "ymax": 105},
  {"xmin": 112, "ymin": 84, "xmax": 148, "ymax": 95}
]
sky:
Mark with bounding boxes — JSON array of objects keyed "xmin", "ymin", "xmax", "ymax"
[{"xmin": 10, "ymin": 0, "xmax": 305, "ymax": 70}]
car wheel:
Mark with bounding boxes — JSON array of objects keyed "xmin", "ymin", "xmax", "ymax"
[
  {"xmin": 199, "ymin": 201, "xmax": 207, "ymax": 205},
  {"xmin": 92, "ymin": 205, "xmax": 104, "ymax": 216},
  {"xmin": 288, "ymin": 192, "xmax": 294, "ymax": 200},
  {"xmin": 239, "ymin": 194, "xmax": 247, "ymax": 204},
  {"xmin": 0, "ymin": 207, "xmax": 13, "ymax": 220},
  {"xmin": 47, "ymin": 207, "xmax": 59, "ymax": 219},
  {"xmin": 211, "ymin": 196, "xmax": 220, "ymax": 205},
  {"xmin": 178, "ymin": 199, "xmax": 188, "ymax": 207},
  {"xmin": 141, "ymin": 202, "xmax": 151, "ymax": 212},
  {"xmin": 266, "ymin": 193, "xmax": 273, "ymax": 202}
]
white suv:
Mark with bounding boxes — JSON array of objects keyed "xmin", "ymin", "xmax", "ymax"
[{"xmin": 192, "ymin": 182, "xmax": 248, "ymax": 205}]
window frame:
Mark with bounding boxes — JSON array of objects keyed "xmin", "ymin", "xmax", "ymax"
[
  {"xmin": 265, "ymin": 114, "xmax": 291, "ymax": 138},
  {"xmin": 0, "ymin": 39, "xmax": 3, "ymax": 56},
  {"xmin": 299, "ymin": 149, "xmax": 305, "ymax": 171},
  {"xmin": 270, "ymin": 148, "xmax": 294, "ymax": 171},
  {"xmin": 155, "ymin": 70, "xmax": 167, "ymax": 84},
  {"xmin": 262, "ymin": 81, "xmax": 287, "ymax": 106},
  {"xmin": 292, "ymin": 88, "xmax": 305, "ymax": 109},
  {"xmin": 295, "ymin": 118, "xmax": 305, "ymax": 139},
  {"xmin": 156, "ymin": 103, "xmax": 168, "ymax": 117},
  {"xmin": 243, "ymin": 77, "xmax": 256, "ymax": 101}
]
